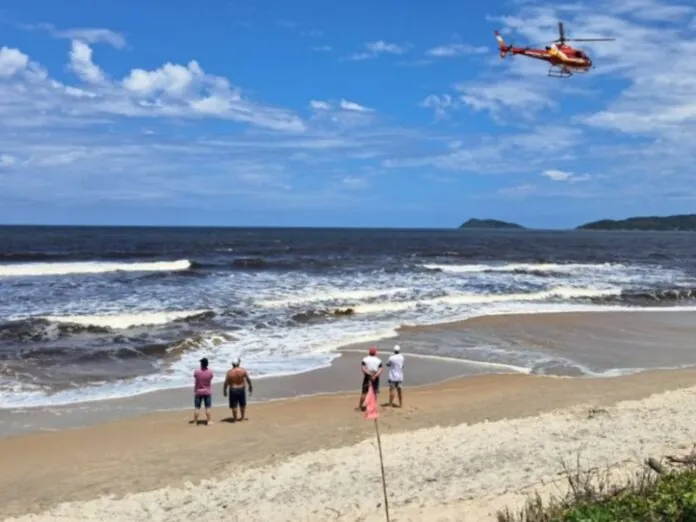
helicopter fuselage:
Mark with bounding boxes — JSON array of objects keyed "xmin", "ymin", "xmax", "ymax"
[{"xmin": 504, "ymin": 44, "xmax": 592, "ymax": 71}]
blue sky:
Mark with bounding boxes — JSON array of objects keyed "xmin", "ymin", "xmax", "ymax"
[{"xmin": 0, "ymin": 0, "xmax": 694, "ymax": 228}]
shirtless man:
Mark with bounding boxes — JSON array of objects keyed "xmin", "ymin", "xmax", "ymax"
[{"xmin": 222, "ymin": 358, "xmax": 253, "ymax": 421}]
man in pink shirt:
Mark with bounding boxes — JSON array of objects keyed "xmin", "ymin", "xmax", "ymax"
[{"xmin": 193, "ymin": 357, "xmax": 213, "ymax": 425}]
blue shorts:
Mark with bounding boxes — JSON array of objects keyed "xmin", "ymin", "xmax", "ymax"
[{"xmin": 194, "ymin": 394, "xmax": 211, "ymax": 409}]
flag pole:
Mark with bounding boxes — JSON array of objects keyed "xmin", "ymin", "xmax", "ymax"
[
  {"xmin": 373, "ymin": 417, "xmax": 390, "ymax": 522},
  {"xmin": 363, "ymin": 378, "xmax": 390, "ymax": 521}
]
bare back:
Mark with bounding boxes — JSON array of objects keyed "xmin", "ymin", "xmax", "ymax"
[{"xmin": 225, "ymin": 367, "xmax": 247, "ymax": 388}]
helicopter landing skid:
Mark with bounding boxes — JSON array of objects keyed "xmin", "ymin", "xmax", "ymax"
[{"xmin": 548, "ymin": 65, "xmax": 572, "ymax": 78}]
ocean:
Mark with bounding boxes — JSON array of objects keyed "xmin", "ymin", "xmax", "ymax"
[{"xmin": 1, "ymin": 225, "xmax": 696, "ymax": 409}]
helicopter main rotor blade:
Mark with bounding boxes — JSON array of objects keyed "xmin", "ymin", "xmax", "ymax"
[
  {"xmin": 566, "ymin": 37, "xmax": 616, "ymax": 42},
  {"xmin": 558, "ymin": 21, "xmax": 565, "ymax": 42}
]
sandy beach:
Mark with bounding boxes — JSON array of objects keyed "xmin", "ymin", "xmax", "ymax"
[{"xmin": 3, "ymin": 310, "xmax": 696, "ymax": 521}]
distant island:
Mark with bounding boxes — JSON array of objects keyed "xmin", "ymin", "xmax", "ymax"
[
  {"xmin": 577, "ymin": 214, "xmax": 696, "ymax": 231},
  {"xmin": 459, "ymin": 218, "xmax": 525, "ymax": 230}
]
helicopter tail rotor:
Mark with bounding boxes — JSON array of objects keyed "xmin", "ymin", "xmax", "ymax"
[{"xmin": 494, "ymin": 30, "xmax": 509, "ymax": 58}]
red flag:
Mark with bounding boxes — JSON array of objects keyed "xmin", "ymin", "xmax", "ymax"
[{"xmin": 363, "ymin": 383, "xmax": 379, "ymax": 420}]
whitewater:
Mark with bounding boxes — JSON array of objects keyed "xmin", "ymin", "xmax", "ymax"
[{"xmin": 2, "ymin": 227, "xmax": 696, "ymax": 409}]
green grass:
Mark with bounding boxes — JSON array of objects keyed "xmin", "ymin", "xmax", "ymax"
[{"xmin": 497, "ymin": 453, "xmax": 696, "ymax": 522}]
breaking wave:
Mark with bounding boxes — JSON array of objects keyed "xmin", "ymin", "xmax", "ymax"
[
  {"xmin": 422, "ymin": 262, "xmax": 625, "ymax": 274},
  {"xmin": 39, "ymin": 310, "xmax": 215, "ymax": 329},
  {"xmin": 0, "ymin": 259, "xmax": 192, "ymax": 278}
]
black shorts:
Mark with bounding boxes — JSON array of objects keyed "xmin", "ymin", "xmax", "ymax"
[
  {"xmin": 362, "ymin": 375, "xmax": 380, "ymax": 394},
  {"xmin": 194, "ymin": 394, "xmax": 211, "ymax": 409},
  {"xmin": 228, "ymin": 387, "xmax": 247, "ymax": 409},
  {"xmin": 388, "ymin": 380, "xmax": 402, "ymax": 390}
]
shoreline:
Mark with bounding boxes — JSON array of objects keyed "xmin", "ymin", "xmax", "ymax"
[
  {"xmin": 5, "ymin": 308, "xmax": 696, "ymax": 438},
  {"xmin": 0, "ymin": 349, "xmax": 484, "ymax": 439}
]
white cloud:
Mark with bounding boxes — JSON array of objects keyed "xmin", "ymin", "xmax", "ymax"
[
  {"xmin": 341, "ymin": 176, "xmax": 368, "ymax": 189},
  {"xmin": 541, "ymin": 169, "xmax": 591, "ymax": 183},
  {"xmin": 0, "ymin": 47, "xmax": 29, "ymax": 77},
  {"xmin": 311, "ymin": 45, "xmax": 332, "ymax": 52},
  {"xmin": 609, "ymin": 0, "xmax": 693, "ymax": 21},
  {"xmin": 425, "ymin": 44, "xmax": 487, "ymax": 57},
  {"xmin": 309, "ymin": 100, "xmax": 331, "ymax": 110},
  {"xmin": 304, "ymin": 99, "xmax": 380, "ymax": 131},
  {"xmin": 366, "ymin": 41, "xmax": 404, "ymax": 54},
  {"xmin": 494, "ymin": 182, "xmax": 600, "ymax": 199},
  {"xmin": 68, "ymin": 40, "xmax": 106, "ymax": 84},
  {"xmin": 497, "ymin": 184, "xmax": 536, "ymax": 198},
  {"xmin": 419, "ymin": 94, "xmax": 454, "ymax": 119},
  {"xmin": 347, "ymin": 40, "xmax": 406, "ymax": 60},
  {"xmin": 0, "ymin": 41, "xmax": 305, "ymax": 132},
  {"xmin": 122, "ymin": 61, "xmax": 202, "ymax": 96},
  {"xmin": 339, "ymin": 99, "xmax": 373, "ymax": 112},
  {"xmin": 455, "ymin": 79, "xmax": 554, "ymax": 116},
  {"xmin": 541, "ymin": 169, "xmax": 572, "ymax": 181},
  {"xmin": 382, "ymin": 125, "xmax": 584, "ymax": 175},
  {"xmin": 307, "ymin": 99, "xmax": 374, "ymax": 113},
  {"xmin": 22, "ymin": 23, "xmax": 127, "ymax": 49},
  {"xmin": 0, "ymin": 154, "xmax": 17, "ymax": 167},
  {"xmin": 57, "ymin": 28, "xmax": 126, "ymax": 49}
]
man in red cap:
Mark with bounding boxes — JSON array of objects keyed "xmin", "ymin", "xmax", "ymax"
[{"xmin": 359, "ymin": 346, "xmax": 384, "ymax": 411}]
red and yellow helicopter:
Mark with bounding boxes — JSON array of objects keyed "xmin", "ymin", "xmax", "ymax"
[{"xmin": 494, "ymin": 22, "xmax": 615, "ymax": 78}]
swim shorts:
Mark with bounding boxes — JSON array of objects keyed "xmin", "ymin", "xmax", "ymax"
[
  {"xmin": 228, "ymin": 387, "xmax": 247, "ymax": 409},
  {"xmin": 194, "ymin": 394, "xmax": 211, "ymax": 409},
  {"xmin": 362, "ymin": 375, "xmax": 380, "ymax": 394}
]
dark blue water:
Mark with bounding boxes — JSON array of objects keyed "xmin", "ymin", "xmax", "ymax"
[{"xmin": 1, "ymin": 225, "xmax": 696, "ymax": 408}]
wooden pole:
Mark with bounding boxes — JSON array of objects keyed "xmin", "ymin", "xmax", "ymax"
[{"xmin": 373, "ymin": 418, "xmax": 390, "ymax": 522}]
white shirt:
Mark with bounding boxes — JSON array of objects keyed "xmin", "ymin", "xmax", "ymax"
[
  {"xmin": 387, "ymin": 353, "xmax": 404, "ymax": 382},
  {"xmin": 361, "ymin": 355, "xmax": 383, "ymax": 375}
]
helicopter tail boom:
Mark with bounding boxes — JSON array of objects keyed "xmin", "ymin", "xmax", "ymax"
[{"xmin": 494, "ymin": 31, "xmax": 509, "ymax": 58}]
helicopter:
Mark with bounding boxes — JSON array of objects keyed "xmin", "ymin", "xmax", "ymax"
[{"xmin": 494, "ymin": 22, "xmax": 615, "ymax": 77}]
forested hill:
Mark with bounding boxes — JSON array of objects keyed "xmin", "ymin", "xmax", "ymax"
[
  {"xmin": 577, "ymin": 214, "xmax": 696, "ymax": 231},
  {"xmin": 459, "ymin": 218, "xmax": 524, "ymax": 229}
]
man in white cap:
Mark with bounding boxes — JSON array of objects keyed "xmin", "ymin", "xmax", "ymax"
[
  {"xmin": 222, "ymin": 357, "xmax": 253, "ymax": 421},
  {"xmin": 387, "ymin": 345, "xmax": 404, "ymax": 407}
]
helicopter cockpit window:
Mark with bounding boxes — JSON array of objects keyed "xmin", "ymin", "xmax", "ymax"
[{"xmin": 575, "ymin": 51, "xmax": 585, "ymax": 57}]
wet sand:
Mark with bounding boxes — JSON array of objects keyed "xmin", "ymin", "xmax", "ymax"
[
  {"xmin": 3, "ymin": 309, "xmax": 696, "ymax": 520},
  {"xmin": 397, "ymin": 309, "xmax": 696, "ymax": 374},
  {"xmin": 0, "ymin": 350, "xmax": 487, "ymax": 438}
]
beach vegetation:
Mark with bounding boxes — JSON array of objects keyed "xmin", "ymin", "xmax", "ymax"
[{"xmin": 497, "ymin": 449, "xmax": 696, "ymax": 521}]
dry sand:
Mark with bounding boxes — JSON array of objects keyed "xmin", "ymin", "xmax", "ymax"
[
  {"xmin": 4, "ymin": 309, "xmax": 696, "ymax": 521},
  {"xmin": 4, "ymin": 368, "xmax": 696, "ymax": 521}
]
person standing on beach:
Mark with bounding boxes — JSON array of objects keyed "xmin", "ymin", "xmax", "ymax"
[
  {"xmin": 193, "ymin": 357, "xmax": 213, "ymax": 425},
  {"xmin": 387, "ymin": 344, "xmax": 405, "ymax": 408},
  {"xmin": 223, "ymin": 358, "xmax": 253, "ymax": 421},
  {"xmin": 359, "ymin": 347, "xmax": 383, "ymax": 411}
]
